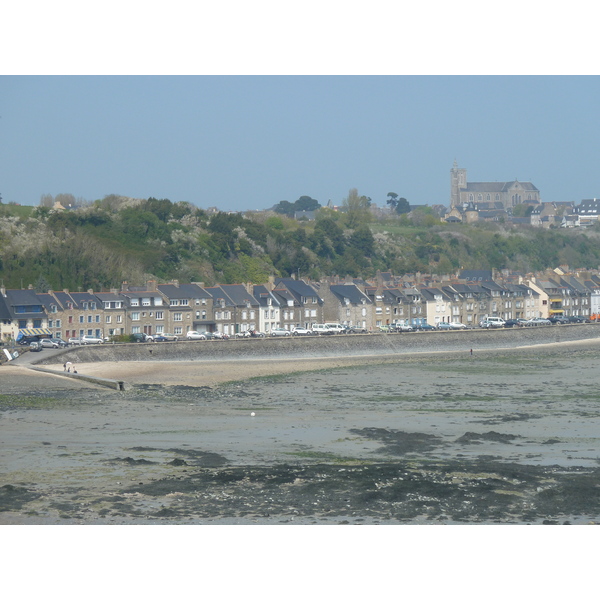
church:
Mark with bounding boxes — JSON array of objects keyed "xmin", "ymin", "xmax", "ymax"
[{"xmin": 450, "ymin": 161, "xmax": 541, "ymax": 210}]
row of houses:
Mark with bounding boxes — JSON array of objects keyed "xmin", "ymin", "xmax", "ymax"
[
  {"xmin": 2, "ymin": 270, "xmax": 600, "ymax": 343},
  {"xmin": 445, "ymin": 199, "xmax": 600, "ymax": 229}
]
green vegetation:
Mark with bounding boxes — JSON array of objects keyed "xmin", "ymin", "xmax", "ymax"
[{"xmin": 3, "ymin": 192, "xmax": 600, "ymax": 291}]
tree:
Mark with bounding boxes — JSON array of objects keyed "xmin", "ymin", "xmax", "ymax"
[
  {"xmin": 387, "ymin": 192, "xmax": 399, "ymax": 209},
  {"xmin": 294, "ymin": 196, "xmax": 321, "ymax": 212},
  {"xmin": 395, "ymin": 197, "xmax": 410, "ymax": 214},
  {"xmin": 39, "ymin": 193, "xmax": 54, "ymax": 208},
  {"xmin": 343, "ymin": 188, "xmax": 372, "ymax": 229}
]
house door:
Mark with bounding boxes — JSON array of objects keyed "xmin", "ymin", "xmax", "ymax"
[{"xmin": 143, "ymin": 325, "xmax": 152, "ymax": 335}]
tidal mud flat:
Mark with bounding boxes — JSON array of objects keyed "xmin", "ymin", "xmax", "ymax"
[{"xmin": 1, "ymin": 341, "xmax": 600, "ymax": 524}]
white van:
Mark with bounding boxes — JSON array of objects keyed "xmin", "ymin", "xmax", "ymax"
[
  {"xmin": 324, "ymin": 323, "xmax": 346, "ymax": 334},
  {"xmin": 311, "ymin": 323, "xmax": 334, "ymax": 335},
  {"xmin": 479, "ymin": 317, "xmax": 505, "ymax": 329}
]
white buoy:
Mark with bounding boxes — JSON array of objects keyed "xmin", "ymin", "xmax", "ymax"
[{"xmin": 250, "ymin": 412, "xmax": 256, "ymax": 417}]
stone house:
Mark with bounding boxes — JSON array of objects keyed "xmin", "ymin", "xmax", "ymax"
[
  {"xmin": 318, "ymin": 282, "xmax": 372, "ymax": 328},
  {"xmin": 157, "ymin": 282, "xmax": 213, "ymax": 336},
  {"xmin": 273, "ymin": 278, "xmax": 324, "ymax": 330},
  {"xmin": 252, "ymin": 285, "xmax": 282, "ymax": 333}
]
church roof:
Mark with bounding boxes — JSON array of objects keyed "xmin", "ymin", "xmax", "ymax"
[{"xmin": 464, "ymin": 181, "xmax": 539, "ymax": 193}]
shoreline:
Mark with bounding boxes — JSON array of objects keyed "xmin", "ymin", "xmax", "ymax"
[{"xmin": 20, "ymin": 336, "xmax": 600, "ymax": 388}]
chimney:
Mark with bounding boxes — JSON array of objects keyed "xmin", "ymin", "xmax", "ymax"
[
  {"xmin": 121, "ymin": 281, "xmax": 128, "ymax": 292},
  {"xmin": 147, "ymin": 280, "xmax": 157, "ymax": 291}
]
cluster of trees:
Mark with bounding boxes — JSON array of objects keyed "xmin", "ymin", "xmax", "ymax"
[{"xmin": 2, "ymin": 190, "xmax": 600, "ymax": 292}]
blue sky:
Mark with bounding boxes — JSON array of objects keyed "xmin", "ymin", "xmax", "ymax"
[
  {"xmin": 2, "ymin": 75, "xmax": 599, "ymax": 211},
  {"xmin": 2, "ymin": 3, "xmax": 599, "ymax": 213}
]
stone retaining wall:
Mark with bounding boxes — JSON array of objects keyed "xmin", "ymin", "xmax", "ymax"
[{"xmin": 34, "ymin": 324, "xmax": 600, "ymax": 366}]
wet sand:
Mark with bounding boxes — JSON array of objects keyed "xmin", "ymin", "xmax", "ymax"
[{"xmin": 1, "ymin": 339, "xmax": 600, "ymax": 524}]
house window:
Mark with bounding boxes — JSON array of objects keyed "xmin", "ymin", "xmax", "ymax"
[
  {"xmin": 174, "ymin": 327, "xmax": 183, "ymax": 335},
  {"xmin": 116, "ymin": 315, "xmax": 122, "ymax": 323},
  {"xmin": 170, "ymin": 300, "xmax": 179, "ymax": 306},
  {"xmin": 106, "ymin": 316, "xmax": 112, "ymax": 323},
  {"xmin": 181, "ymin": 299, "xmax": 189, "ymax": 306},
  {"xmin": 87, "ymin": 315, "xmax": 92, "ymax": 323},
  {"xmin": 156, "ymin": 311, "xmax": 164, "ymax": 320},
  {"xmin": 130, "ymin": 299, "xmax": 139, "ymax": 307},
  {"xmin": 55, "ymin": 319, "xmax": 61, "ymax": 328},
  {"xmin": 131, "ymin": 312, "xmax": 140, "ymax": 321},
  {"xmin": 173, "ymin": 313, "xmax": 183, "ymax": 321},
  {"xmin": 142, "ymin": 299, "xmax": 151, "ymax": 307},
  {"xmin": 132, "ymin": 326, "xmax": 141, "ymax": 334},
  {"xmin": 79, "ymin": 316, "xmax": 84, "ymax": 324}
]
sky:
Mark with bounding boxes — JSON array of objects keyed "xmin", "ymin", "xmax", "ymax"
[
  {"xmin": 2, "ymin": 75, "xmax": 600, "ymax": 212},
  {"xmin": 2, "ymin": 4, "xmax": 599, "ymax": 214}
]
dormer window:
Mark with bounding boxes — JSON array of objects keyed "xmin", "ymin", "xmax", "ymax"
[{"xmin": 131, "ymin": 299, "xmax": 139, "ymax": 307}]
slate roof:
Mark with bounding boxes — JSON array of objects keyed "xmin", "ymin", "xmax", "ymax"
[
  {"xmin": 157, "ymin": 283, "xmax": 211, "ymax": 300},
  {"xmin": 274, "ymin": 278, "xmax": 323, "ymax": 304},
  {"xmin": 253, "ymin": 285, "xmax": 282, "ymax": 308},
  {"xmin": 3, "ymin": 289, "xmax": 45, "ymax": 317},
  {"xmin": 218, "ymin": 284, "xmax": 259, "ymax": 307},
  {"xmin": 459, "ymin": 270, "xmax": 494, "ymax": 282},
  {"xmin": 465, "ymin": 181, "xmax": 539, "ymax": 193},
  {"xmin": 329, "ymin": 285, "xmax": 372, "ymax": 305},
  {"xmin": 0, "ymin": 294, "xmax": 11, "ymax": 320}
]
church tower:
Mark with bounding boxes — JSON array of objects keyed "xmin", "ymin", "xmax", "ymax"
[{"xmin": 450, "ymin": 160, "xmax": 467, "ymax": 208}]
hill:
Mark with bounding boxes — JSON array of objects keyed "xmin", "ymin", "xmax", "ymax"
[{"xmin": 1, "ymin": 196, "xmax": 600, "ymax": 290}]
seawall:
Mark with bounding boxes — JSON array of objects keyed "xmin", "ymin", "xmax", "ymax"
[{"xmin": 33, "ymin": 324, "xmax": 600, "ymax": 366}]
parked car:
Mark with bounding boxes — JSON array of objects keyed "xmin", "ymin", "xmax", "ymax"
[
  {"xmin": 415, "ymin": 323, "xmax": 436, "ymax": 331},
  {"xmin": 503, "ymin": 319, "xmax": 523, "ymax": 328},
  {"xmin": 80, "ymin": 335, "xmax": 104, "ymax": 344},
  {"xmin": 393, "ymin": 323, "xmax": 414, "ymax": 332},
  {"xmin": 186, "ymin": 331, "xmax": 207, "ymax": 340},
  {"xmin": 249, "ymin": 330, "xmax": 265, "ymax": 338},
  {"xmin": 29, "ymin": 341, "xmax": 43, "ymax": 352},
  {"xmin": 212, "ymin": 331, "xmax": 230, "ymax": 340},
  {"xmin": 131, "ymin": 332, "xmax": 153, "ymax": 342},
  {"xmin": 437, "ymin": 322, "xmax": 467, "ymax": 330},
  {"xmin": 548, "ymin": 316, "xmax": 569, "ymax": 325},
  {"xmin": 526, "ymin": 317, "xmax": 551, "ymax": 326},
  {"xmin": 51, "ymin": 337, "xmax": 68, "ymax": 347},
  {"xmin": 40, "ymin": 338, "xmax": 60, "ymax": 349},
  {"xmin": 292, "ymin": 327, "xmax": 312, "ymax": 336},
  {"xmin": 270, "ymin": 328, "xmax": 291, "ymax": 337},
  {"xmin": 311, "ymin": 324, "xmax": 335, "ymax": 335},
  {"xmin": 479, "ymin": 317, "xmax": 506, "ymax": 329},
  {"xmin": 346, "ymin": 325, "xmax": 368, "ymax": 333},
  {"xmin": 156, "ymin": 332, "xmax": 179, "ymax": 341},
  {"xmin": 235, "ymin": 331, "xmax": 252, "ymax": 338},
  {"xmin": 378, "ymin": 325, "xmax": 393, "ymax": 333},
  {"xmin": 566, "ymin": 315, "xmax": 588, "ymax": 323}
]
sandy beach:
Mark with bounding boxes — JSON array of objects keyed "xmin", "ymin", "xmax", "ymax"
[{"xmin": 2, "ymin": 337, "xmax": 600, "ymax": 524}]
